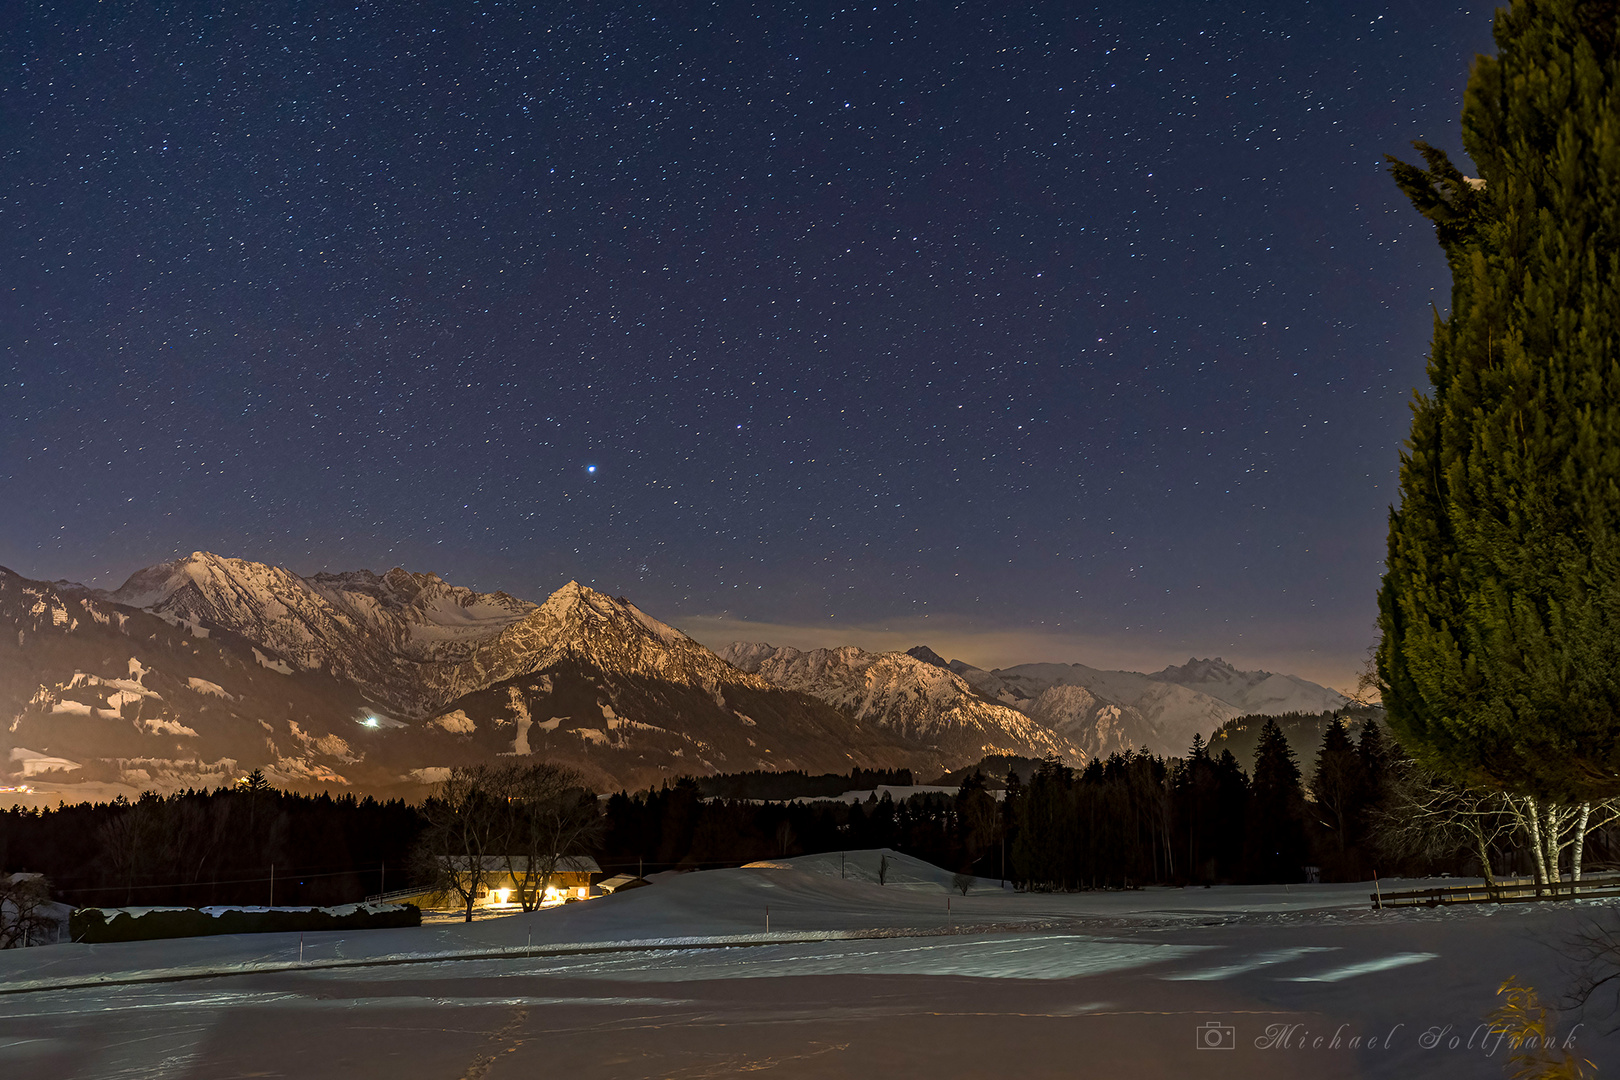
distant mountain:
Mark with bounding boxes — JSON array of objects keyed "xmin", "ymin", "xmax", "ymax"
[
  {"xmin": 719, "ymin": 642, "xmax": 1082, "ymax": 764},
  {"xmin": 2, "ymin": 551, "xmax": 1354, "ymax": 800},
  {"xmin": 942, "ymin": 655, "xmax": 1347, "ymax": 759},
  {"xmin": 1, "ymin": 557, "xmax": 962, "ymax": 799},
  {"xmin": 1148, "ymin": 657, "xmax": 1349, "ymax": 718}
]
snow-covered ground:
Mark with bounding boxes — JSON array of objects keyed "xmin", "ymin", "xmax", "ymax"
[{"xmin": 2, "ymin": 850, "xmax": 1615, "ymax": 1078}]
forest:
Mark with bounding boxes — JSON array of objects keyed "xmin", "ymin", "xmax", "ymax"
[{"xmin": 5, "ymin": 712, "xmax": 1614, "ymax": 914}]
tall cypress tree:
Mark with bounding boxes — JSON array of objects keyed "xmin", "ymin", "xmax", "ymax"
[{"xmin": 1378, "ymin": 0, "xmax": 1620, "ymax": 801}]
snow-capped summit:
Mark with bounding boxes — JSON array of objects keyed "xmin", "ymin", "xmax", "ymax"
[
  {"xmin": 473, "ymin": 580, "xmax": 765, "ymax": 696},
  {"xmin": 1, "ymin": 563, "xmax": 932, "ymax": 798},
  {"xmin": 948, "ymin": 656, "xmax": 1347, "ymax": 759},
  {"xmin": 95, "ymin": 555, "xmax": 764, "ymax": 716},
  {"xmin": 1149, "ymin": 656, "xmax": 1344, "ymax": 717},
  {"xmin": 719, "ymin": 641, "xmax": 1080, "ymax": 763},
  {"xmin": 905, "ymin": 645, "xmax": 951, "ymax": 670}
]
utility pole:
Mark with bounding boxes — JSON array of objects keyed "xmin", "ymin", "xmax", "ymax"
[{"xmin": 269, "ymin": 863, "xmax": 275, "ymax": 908}]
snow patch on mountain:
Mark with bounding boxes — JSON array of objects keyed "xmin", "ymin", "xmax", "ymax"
[
  {"xmin": 719, "ymin": 642, "xmax": 1081, "ymax": 762},
  {"xmin": 430, "ymin": 709, "xmax": 476, "ymax": 735},
  {"xmin": 97, "ymin": 554, "xmax": 769, "ymax": 717},
  {"xmin": 186, "ymin": 677, "xmax": 231, "ymax": 699},
  {"xmin": 942, "ymin": 655, "xmax": 1346, "ymax": 758}
]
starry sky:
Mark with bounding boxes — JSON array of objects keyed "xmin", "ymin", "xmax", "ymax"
[{"xmin": 2, "ymin": 1, "xmax": 1499, "ymax": 689}]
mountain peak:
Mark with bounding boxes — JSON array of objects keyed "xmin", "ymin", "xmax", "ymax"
[
  {"xmin": 906, "ymin": 645, "xmax": 951, "ymax": 669},
  {"xmin": 1152, "ymin": 657, "xmax": 1244, "ymax": 681},
  {"xmin": 720, "ymin": 640, "xmax": 1081, "ymax": 763}
]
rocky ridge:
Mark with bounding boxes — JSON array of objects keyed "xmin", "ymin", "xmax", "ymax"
[{"xmin": 718, "ymin": 642, "xmax": 1082, "ymax": 763}]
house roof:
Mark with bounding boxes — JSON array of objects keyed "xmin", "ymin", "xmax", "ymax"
[{"xmin": 597, "ymin": 874, "xmax": 651, "ymax": 893}]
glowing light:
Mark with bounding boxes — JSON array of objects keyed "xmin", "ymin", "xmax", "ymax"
[
  {"xmin": 363, "ymin": 717, "xmax": 380, "ymax": 728},
  {"xmin": 586, "ymin": 465, "xmax": 597, "ymax": 474}
]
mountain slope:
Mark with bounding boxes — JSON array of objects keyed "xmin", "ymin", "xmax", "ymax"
[
  {"xmin": 718, "ymin": 642, "xmax": 1082, "ymax": 764},
  {"xmin": 2, "ymin": 560, "xmax": 970, "ymax": 799},
  {"xmin": 1, "ymin": 566, "xmax": 376, "ymax": 798},
  {"xmin": 98, "ymin": 553, "xmax": 539, "ymax": 715},
  {"xmin": 1149, "ymin": 657, "xmax": 1347, "ymax": 717},
  {"xmin": 95, "ymin": 554, "xmax": 774, "ymax": 718},
  {"xmin": 944, "ymin": 656, "xmax": 1346, "ymax": 759}
]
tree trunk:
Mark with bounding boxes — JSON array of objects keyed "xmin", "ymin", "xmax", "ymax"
[
  {"xmin": 1471, "ymin": 821, "xmax": 1497, "ymax": 889},
  {"xmin": 1538, "ymin": 801, "xmax": 1565, "ymax": 895},
  {"xmin": 1525, "ymin": 795, "xmax": 1548, "ymax": 894},
  {"xmin": 1573, "ymin": 801, "xmax": 1591, "ymax": 885}
]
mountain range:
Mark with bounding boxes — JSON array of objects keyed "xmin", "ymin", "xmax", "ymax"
[
  {"xmin": 932, "ymin": 653, "xmax": 1346, "ymax": 759},
  {"xmin": 0, "ymin": 552, "xmax": 1345, "ymax": 800}
]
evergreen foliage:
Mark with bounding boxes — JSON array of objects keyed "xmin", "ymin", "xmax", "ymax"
[
  {"xmin": 1244, "ymin": 718, "xmax": 1308, "ymax": 881},
  {"xmin": 0, "ymin": 787, "xmax": 425, "ymax": 908},
  {"xmin": 1311, "ymin": 718, "xmax": 1366, "ymax": 858},
  {"xmin": 22, "ymin": 731, "xmax": 1606, "ymax": 904},
  {"xmin": 1379, "ymin": 0, "xmax": 1620, "ymax": 799}
]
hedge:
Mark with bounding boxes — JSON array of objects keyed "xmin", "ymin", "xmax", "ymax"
[{"xmin": 70, "ymin": 903, "xmax": 420, "ymax": 943}]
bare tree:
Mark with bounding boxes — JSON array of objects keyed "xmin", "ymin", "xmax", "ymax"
[
  {"xmin": 497, "ymin": 763, "xmax": 601, "ymax": 912},
  {"xmin": 1557, "ymin": 911, "xmax": 1620, "ymax": 1034},
  {"xmin": 1376, "ymin": 759, "xmax": 1620, "ymax": 893},
  {"xmin": 0, "ymin": 874, "xmax": 57, "ymax": 948},
  {"xmin": 97, "ymin": 795, "xmax": 167, "ymax": 905},
  {"xmin": 416, "ymin": 765, "xmax": 507, "ymax": 922},
  {"xmin": 952, "ymin": 872, "xmax": 973, "ymax": 897},
  {"xmin": 1502, "ymin": 796, "xmax": 1620, "ymax": 891},
  {"xmin": 1373, "ymin": 759, "xmax": 1514, "ymax": 886},
  {"xmin": 1339, "ymin": 640, "xmax": 1382, "ymax": 707}
]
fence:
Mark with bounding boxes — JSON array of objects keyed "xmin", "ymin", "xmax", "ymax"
[
  {"xmin": 362, "ymin": 886, "xmax": 433, "ymax": 905},
  {"xmin": 1373, "ymin": 874, "xmax": 1620, "ymax": 909}
]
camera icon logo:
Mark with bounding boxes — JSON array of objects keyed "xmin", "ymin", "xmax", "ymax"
[{"xmin": 1195, "ymin": 1020, "xmax": 1236, "ymax": 1050}]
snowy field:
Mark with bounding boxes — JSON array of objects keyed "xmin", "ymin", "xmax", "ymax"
[{"xmin": 1, "ymin": 850, "xmax": 1616, "ymax": 1078}]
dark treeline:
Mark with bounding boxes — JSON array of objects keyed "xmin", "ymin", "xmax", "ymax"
[
  {"xmin": 0, "ymin": 771, "xmax": 424, "ymax": 908},
  {"xmin": 12, "ymin": 717, "xmax": 1612, "ymax": 911},
  {"xmin": 694, "ymin": 768, "xmax": 913, "ymax": 802},
  {"xmin": 594, "ymin": 718, "xmax": 1385, "ymax": 885},
  {"xmin": 597, "ymin": 716, "xmax": 1608, "ymax": 887}
]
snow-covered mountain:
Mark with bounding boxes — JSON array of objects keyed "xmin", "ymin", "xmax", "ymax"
[
  {"xmin": 1, "ymin": 558, "xmax": 962, "ymax": 799},
  {"xmin": 944, "ymin": 656, "xmax": 1346, "ymax": 759},
  {"xmin": 718, "ymin": 643, "xmax": 1082, "ymax": 764},
  {"xmin": 4, "ymin": 551, "xmax": 1350, "ymax": 799},
  {"xmin": 94, "ymin": 553, "xmax": 759, "ymax": 717},
  {"xmin": 1147, "ymin": 656, "xmax": 1345, "ymax": 717}
]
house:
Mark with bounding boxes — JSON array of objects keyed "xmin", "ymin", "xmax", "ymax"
[
  {"xmin": 406, "ymin": 855, "xmax": 602, "ymax": 910},
  {"xmin": 1, "ymin": 872, "xmax": 72, "ymax": 946},
  {"xmin": 596, "ymin": 874, "xmax": 651, "ymax": 895}
]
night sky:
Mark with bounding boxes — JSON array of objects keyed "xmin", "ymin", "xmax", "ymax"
[{"xmin": 2, "ymin": 2, "xmax": 1498, "ymax": 687}]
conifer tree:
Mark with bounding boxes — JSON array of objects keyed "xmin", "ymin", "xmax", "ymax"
[
  {"xmin": 1212, "ymin": 747, "xmax": 1250, "ymax": 878},
  {"xmin": 1311, "ymin": 718, "xmax": 1365, "ymax": 855},
  {"xmin": 1378, "ymin": 0, "xmax": 1620, "ymax": 808},
  {"xmin": 1245, "ymin": 719, "xmax": 1307, "ymax": 881}
]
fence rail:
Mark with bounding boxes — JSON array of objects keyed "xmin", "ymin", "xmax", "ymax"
[
  {"xmin": 362, "ymin": 887, "xmax": 432, "ymax": 905},
  {"xmin": 1373, "ymin": 874, "xmax": 1620, "ymax": 909}
]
